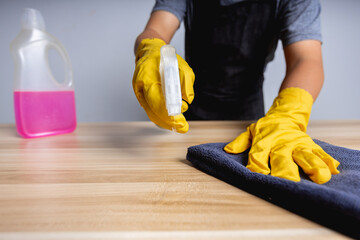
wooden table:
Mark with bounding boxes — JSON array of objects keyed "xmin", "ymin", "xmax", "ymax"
[{"xmin": 0, "ymin": 121, "xmax": 358, "ymax": 240}]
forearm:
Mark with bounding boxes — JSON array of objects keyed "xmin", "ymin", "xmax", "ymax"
[
  {"xmin": 280, "ymin": 40, "xmax": 324, "ymax": 101},
  {"xmin": 280, "ymin": 58, "xmax": 324, "ymax": 101},
  {"xmin": 134, "ymin": 10, "xmax": 180, "ymax": 54}
]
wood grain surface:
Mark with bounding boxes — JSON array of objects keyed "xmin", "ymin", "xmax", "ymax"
[{"xmin": 1, "ymin": 121, "xmax": 358, "ymax": 240}]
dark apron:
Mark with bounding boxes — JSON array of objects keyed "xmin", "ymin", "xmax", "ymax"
[{"xmin": 184, "ymin": 0, "xmax": 279, "ymax": 120}]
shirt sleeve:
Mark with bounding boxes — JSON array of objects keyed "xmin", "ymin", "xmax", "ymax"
[
  {"xmin": 152, "ymin": 0, "xmax": 187, "ymax": 23},
  {"xmin": 278, "ymin": 0, "xmax": 322, "ymax": 46}
]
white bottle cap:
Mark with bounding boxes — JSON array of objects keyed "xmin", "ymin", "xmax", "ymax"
[{"xmin": 21, "ymin": 8, "xmax": 46, "ymax": 31}]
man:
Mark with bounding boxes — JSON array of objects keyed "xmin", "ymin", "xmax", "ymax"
[{"xmin": 132, "ymin": 0, "xmax": 340, "ymax": 184}]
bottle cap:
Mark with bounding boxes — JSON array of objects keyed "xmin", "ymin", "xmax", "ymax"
[{"xmin": 21, "ymin": 8, "xmax": 46, "ymax": 31}]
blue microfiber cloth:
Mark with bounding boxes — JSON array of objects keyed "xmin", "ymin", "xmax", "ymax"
[{"xmin": 186, "ymin": 140, "xmax": 360, "ymax": 238}]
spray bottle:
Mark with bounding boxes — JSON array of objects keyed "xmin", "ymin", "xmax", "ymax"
[{"xmin": 159, "ymin": 45, "xmax": 182, "ymax": 132}]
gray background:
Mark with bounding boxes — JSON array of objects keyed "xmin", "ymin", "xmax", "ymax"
[{"xmin": 0, "ymin": 0, "xmax": 359, "ymax": 123}]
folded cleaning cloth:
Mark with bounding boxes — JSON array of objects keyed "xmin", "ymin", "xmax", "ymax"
[{"xmin": 186, "ymin": 140, "xmax": 360, "ymax": 239}]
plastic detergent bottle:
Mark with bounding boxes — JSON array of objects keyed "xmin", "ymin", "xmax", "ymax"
[{"xmin": 10, "ymin": 8, "xmax": 76, "ymax": 138}]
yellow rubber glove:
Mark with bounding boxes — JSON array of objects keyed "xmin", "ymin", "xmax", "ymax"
[
  {"xmin": 132, "ymin": 38, "xmax": 195, "ymax": 133},
  {"xmin": 224, "ymin": 87, "xmax": 340, "ymax": 184}
]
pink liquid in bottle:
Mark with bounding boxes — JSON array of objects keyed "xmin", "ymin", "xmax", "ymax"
[{"xmin": 14, "ymin": 91, "xmax": 77, "ymax": 138}]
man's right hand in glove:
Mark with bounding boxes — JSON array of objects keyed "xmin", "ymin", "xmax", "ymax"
[{"xmin": 132, "ymin": 37, "xmax": 195, "ymax": 133}]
